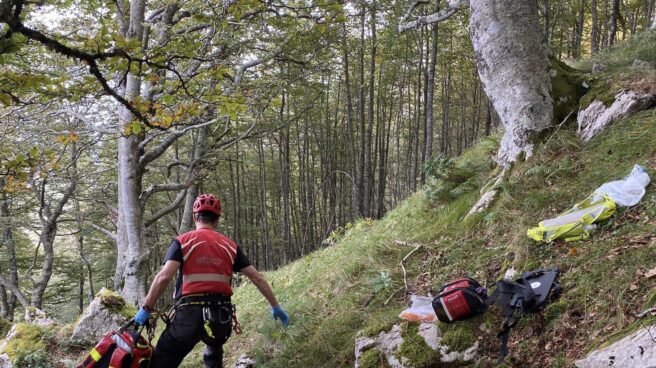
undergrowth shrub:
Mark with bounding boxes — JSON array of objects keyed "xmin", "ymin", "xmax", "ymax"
[{"xmin": 424, "ymin": 155, "xmax": 482, "ymax": 203}]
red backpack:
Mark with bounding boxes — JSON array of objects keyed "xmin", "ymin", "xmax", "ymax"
[
  {"xmin": 432, "ymin": 277, "xmax": 489, "ymax": 323},
  {"xmin": 78, "ymin": 321, "xmax": 153, "ymax": 368}
]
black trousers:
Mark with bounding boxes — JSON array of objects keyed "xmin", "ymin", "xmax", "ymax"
[{"xmin": 150, "ymin": 303, "xmax": 232, "ymax": 368}]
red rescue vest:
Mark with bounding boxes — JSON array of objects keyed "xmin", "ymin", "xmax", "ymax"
[{"xmin": 176, "ymin": 228, "xmax": 237, "ymax": 296}]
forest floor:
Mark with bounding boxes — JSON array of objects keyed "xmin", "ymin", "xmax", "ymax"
[{"xmin": 210, "ymin": 32, "xmax": 656, "ymax": 368}]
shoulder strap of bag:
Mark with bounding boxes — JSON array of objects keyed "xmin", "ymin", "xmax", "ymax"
[
  {"xmin": 77, "ymin": 332, "xmax": 117, "ymax": 368},
  {"xmin": 486, "ymin": 278, "xmax": 538, "ymax": 363}
]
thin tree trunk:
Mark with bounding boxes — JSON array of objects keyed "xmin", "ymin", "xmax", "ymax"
[
  {"xmin": 342, "ymin": 24, "xmax": 359, "ymax": 220},
  {"xmin": 179, "ymin": 126, "xmax": 208, "ymax": 233},
  {"xmin": 425, "ymin": 0, "xmax": 440, "ymax": 165},
  {"xmin": 75, "ymin": 198, "xmax": 95, "ymax": 306},
  {"xmin": 592, "ymin": 0, "xmax": 600, "ymax": 53},
  {"xmin": 0, "ymin": 177, "xmax": 18, "ymax": 320},
  {"xmin": 576, "ymin": 0, "xmax": 585, "ymax": 58},
  {"xmin": 31, "ymin": 144, "xmax": 78, "ymax": 308},
  {"xmin": 357, "ymin": 4, "xmax": 367, "ymax": 217},
  {"xmin": 609, "ymin": 0, "xmax": 621, "ymax": 45},
  {"xmin": 365, "ymin": 1, "xmax": 377, "ymax": 217}
]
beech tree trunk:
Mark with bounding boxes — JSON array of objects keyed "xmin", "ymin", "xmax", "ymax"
[
  {"xmin": 469, "ymin": 0, "xmax": 553, "ymax": 167},
  {"xmin": 116, "ymin": 0, "xmax": 148, "ymax": 304}
]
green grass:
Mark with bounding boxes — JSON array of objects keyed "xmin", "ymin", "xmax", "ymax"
[{"xmin": 574, "ymin": 30, "xmax": 656, "ymax": 109}]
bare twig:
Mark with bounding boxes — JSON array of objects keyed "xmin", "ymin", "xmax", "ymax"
[
  {"xmin": 635, "ymin": 307, "xmax": 656, "ymax": 318},
  {"xmin": 544, "ymin": 109, "xmax": 575, "ymax": 147},
  {"xmin": 400, "ymin": 243, "xmax": 423, "ymax": 296},
  {"xmin": 384, "ymin": 286, "xmax": 405, "ymax": 306}
]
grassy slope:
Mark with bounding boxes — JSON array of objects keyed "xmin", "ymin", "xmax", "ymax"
[{"xmin": 176, "ymin": 34, "xmax": 656, "ymax": 368}]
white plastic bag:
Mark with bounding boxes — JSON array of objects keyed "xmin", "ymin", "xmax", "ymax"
[
  {"xmin": 592, "ymin": 165, "xmax": 651, "ymax": 207},
  {"xmin": 399, "ymin": 295, "xmax": 436, "ymax": 323}
]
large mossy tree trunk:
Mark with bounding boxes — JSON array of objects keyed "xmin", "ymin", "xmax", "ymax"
[{"xmin": 469, "ymin": 0, "xmax": 553, "ymax": 167}]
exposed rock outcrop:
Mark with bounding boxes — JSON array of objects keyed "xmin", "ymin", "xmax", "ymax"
[
  {"xmin": 233, "ymin": 355, "xmax": 256, "ymax": 368},
  {"xmin": 355, "ymin": 323, "xmax": 478, "ymax": 368},
  {"xmin": 23, "ymin": 307, "xmax": 55, "ymax": 326},
  {"xmin": 578, "ymin": 90, "xmax": 655, "ymax": 142},
  {"xmin": 575, "ymin": 325, "xmax": 656, "ymax": 368},
  {"xmin": 0, "ymin": 353, "xmax": 12, "ymax": 368},
  {"xmin": 70, "ymin": 288, "xmax": 136, "ymax": 344}
]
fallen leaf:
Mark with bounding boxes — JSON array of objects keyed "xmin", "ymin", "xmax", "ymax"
[
  {"xmin": 568, "ymin": 247, "xmax": 578, "ymax": 256},
  {"xmin": 635, "ymin": 269, "xmax": 645, "ymax": 277},
  {"xmin": 630, "ymin": 284, "xmax": 639, "ymax": 291}
]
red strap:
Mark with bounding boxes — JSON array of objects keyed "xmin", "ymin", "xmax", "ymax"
[
  {"xmin": 109, "ymin": 344, "xmax": 130, "ymax": 368},
  {"xmin": 77, "ymin": 332, "xmax": 117, "ymax": 368}
]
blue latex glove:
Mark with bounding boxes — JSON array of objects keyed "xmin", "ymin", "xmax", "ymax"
[
  {"xmin": 271, "ymin": 305, "xmax": 289, "ymax": 327},
  {"xmin": 134, "ymin": 307, "xmax": 150, "ymax": 326}
]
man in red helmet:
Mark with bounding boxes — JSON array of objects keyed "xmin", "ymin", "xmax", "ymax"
[{"xmin": 133, "ymin": 193, "xmax": 289, "ymax": 367}]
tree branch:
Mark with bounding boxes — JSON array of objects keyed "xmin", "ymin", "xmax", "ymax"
[
  {"xmin": 398, "ymin": 0, "xmax": 467, "ymax": 32},
  {"xmin": 87, "ymin": 222, "xmax": 117, "ymax": 241},
  {"xmin": 57, "ymin": 109, "xmax": 116, "ymax": 134},
  {"xmin": 140, "ymin": 180, "xmax": 192, "ymax": 208},
  {"xmin": 0, "ymin": 274, "xmax": 29, "ymax": 309},
  {"xmin": 145, "ymin": 188, "xmax": 187, "ymax": 227},
  {"xmin": 138, "ymin": 119, "xmax": 216, "ymax": 168}
]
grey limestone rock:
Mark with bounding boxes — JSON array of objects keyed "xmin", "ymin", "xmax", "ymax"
[
  {"xmin": 233, "ymin": 355, "xmax": 256, "ymax": 368},
  {"xmin": 354, "ymin": 322, "xmax": 478, "ymax": 368},
  {"xmin": 578, "ymin": 90, "xmax": 655, "ymax": 142},
  {"xmin": 0, "ymin": 353, "xmax": 12, "ymax": 368},
  {"xmin": 70, "ymin": 288, "xmax": 132, "ymax": 344},
  {"xmin": 575, "ymin": 326, "xmax": 656, "ymax": 368}
]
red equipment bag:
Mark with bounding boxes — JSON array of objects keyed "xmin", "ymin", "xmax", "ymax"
[
  {"xmin": 77, "ymin": 320, "xmax": 154, "ymax": 368},
  {"xmin": 432, "ymin": 277, "xmax": 488, "ymax": 323}
]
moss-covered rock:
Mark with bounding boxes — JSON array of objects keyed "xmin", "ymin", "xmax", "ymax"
[
  {"xmin": 70, "ymin": 287, "xmax": 134, "ymax": 344},
  {"xmin": 359, "ymin": 348, "xmax": 388, "ymax": 368},
  {"xmin": 396, "ymin": 324, "xmax": 441, "ymax": 368},
  {"xmin": 96, "ymin": 287, "xmax": 138, "ymax": 318},
  {"xmin": 0, "ymin": 323, "xmax": 53, "ymax": 364},
  {"xmin": 439, "ymin": 322, "xmax": 478, "ymax": 353}
]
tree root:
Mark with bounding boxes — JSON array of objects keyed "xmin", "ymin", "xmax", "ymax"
[{"xmin": 466, "ymin": 165, "xmax": 512, "ymax": 217}]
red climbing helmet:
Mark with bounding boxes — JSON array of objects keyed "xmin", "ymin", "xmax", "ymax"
[{"xmin": 193, "ymin": 194, "xmax": 221, "ymax": 216}]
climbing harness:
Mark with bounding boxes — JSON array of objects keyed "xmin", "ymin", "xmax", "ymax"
[{"xmin": 174, "ymin": 293, "xmax": 242, "ymax": 335}]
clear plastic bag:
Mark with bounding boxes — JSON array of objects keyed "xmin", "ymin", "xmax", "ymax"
[
  {"xmin": 592, "ymin": 165, "xmax": 650, "ymax": 207},
  {"xmin": 399, "ymin": 295, "xmax": 436, "ymax": 323}
]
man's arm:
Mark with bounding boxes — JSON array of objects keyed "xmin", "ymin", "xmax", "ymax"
[
  {"xmin": 240, "ymin": 265, "xmax": 279, "ymax": 307},
  {"xmin": 143, "ymin": 260, "xmax": 180, "ymax": 309}
]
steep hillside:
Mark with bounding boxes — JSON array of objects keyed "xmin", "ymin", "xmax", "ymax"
[{"xmin": 213, "ymin": 33, "xmax": 656, "ymax": 368}]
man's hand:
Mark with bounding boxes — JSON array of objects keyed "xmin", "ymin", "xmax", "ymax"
[
  {"xmin": 271, "ymin": 305, "xmax": 289, "ymax": 327},
  {"xmin": 134, "ymin": 307, "xmax": 150, "ymax": 326}
]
